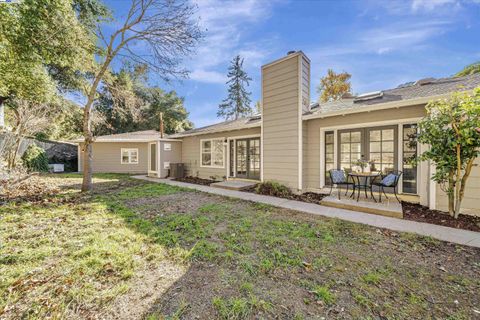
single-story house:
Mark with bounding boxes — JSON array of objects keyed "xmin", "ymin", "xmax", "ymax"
[{"xmin": 77, "ymin": 51, "xmax": 480, "ymax": 216}]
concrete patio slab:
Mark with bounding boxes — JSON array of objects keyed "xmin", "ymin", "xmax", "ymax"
[
  {"xmin": 321, "ymin": 195, "xmax": 403, "ymax": 219},
  {"xmin": 132, "ymin": 175, "xmax": 480, "ymax": 248},
  {"xmin": 210, "ymin": 180, "xmax": 258, "ymax": 191}
]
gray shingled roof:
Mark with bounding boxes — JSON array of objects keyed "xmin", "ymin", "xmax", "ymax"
[
  {"xmin": 169, "ymin": 116, "xmax": 261, "ymax": 138},
  {"xmin": 73, "ymin": 130, "xmax": 165, "ymax": 142},
  {"xmin": 307, "ymin": 73, "xmax": 480, "ymax": 116},
  {"xmin": 96, "ymin": 130, "xmax": 164, "ymax": 141},
  {"xmin": 79, "ymin": 73, "xmax": 480, "ymax": 142}
]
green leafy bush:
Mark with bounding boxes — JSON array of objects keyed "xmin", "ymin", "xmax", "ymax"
[
  {"xmin": 255, "ymin": 181, "xmax": 292, "ymax": 198},
  {"xmin": 21, "ymin": 144, "xmax": 49, "ymax": 172}
]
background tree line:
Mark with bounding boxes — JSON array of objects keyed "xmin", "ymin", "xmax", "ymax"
[{"xmin": 0, "ymin": 0, "xmax": 200, "ymax": 191}]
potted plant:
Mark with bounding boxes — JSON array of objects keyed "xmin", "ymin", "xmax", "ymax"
[{"xmin": 354, "ymin": 159, "xmax": 369, "ymax": 172}]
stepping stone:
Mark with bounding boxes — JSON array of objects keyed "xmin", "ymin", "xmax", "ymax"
[
  {"xmin": 321, "ymin": 195, "xmax": 403, "ymax": 219},
  {"xmin": 210, "ymin": 180, "xmax": 258, "ymax": 191}
]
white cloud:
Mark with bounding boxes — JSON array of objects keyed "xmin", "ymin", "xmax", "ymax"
[
  {"xmin": 309, "ymin": 20, "xmax": 450, "ymax": 59},
  {"xmin": 376, "ymin": 47, "xmax": 392, "ymax": 55},
  {"xmin": 411, "ymin": 0, "xmax": 457, "ymax": 12},
  {"xmin": 360, "ymin": 20, "xmax": 449, "ymax": 50},
  {"xmin": 187, "ymin": 0, "xmax": 280, "ymax": 83},
  {"xmin": 189, "ymin": 69, "xmax": 226, "ymax": 84},
  {"xmin": 367, "ymin": 0, "xmax": 466, "ymax": 16}
]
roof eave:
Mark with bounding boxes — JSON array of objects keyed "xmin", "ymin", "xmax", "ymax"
[
  {"xmin": 169, "ymin": 122, "xmax": 261, "ymax": 138},
  {"xmin": 72, "ymin": 138, "xmax": 181, "ymax": 143}
]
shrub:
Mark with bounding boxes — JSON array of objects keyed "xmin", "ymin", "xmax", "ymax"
[
  {"xmin": 417, "ymin": 88, "xmax": 480, "ymax": 218},
  {"xmin": 21, "ymin": 144, "xmax": 49, "ymax": 172},
  {"xmin": 255, "ymin": 181, "xmax": 292, "ymax": 198}
]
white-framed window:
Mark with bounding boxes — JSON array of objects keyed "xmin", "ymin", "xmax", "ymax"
[
  {"xmin": 121, "ymin": 148, "xmax": 139, "ymax": 164},
  {"xmin": 164, "ymin": 161, "xmax": 170, "ymax": 169},
  {"xmin": 200, "ymin": 138, "xmax": 224, "ymax": 168},
  {"xmin": 164, "ymin": 143, "xmax": 171, "ymax": 151}
]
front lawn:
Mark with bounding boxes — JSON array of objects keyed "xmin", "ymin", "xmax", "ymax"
[{"xmin": 1, "ymin": 174, "xmax": 479, "ymax": 319}]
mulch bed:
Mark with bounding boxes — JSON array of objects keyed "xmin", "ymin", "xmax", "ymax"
[
  {"xmin": 402, "ymin": 201, "xmax": 480, "ymax": 232},
  {"xmin": 173, "ymin": 176, "xmax": 217, "ymax": 186}
]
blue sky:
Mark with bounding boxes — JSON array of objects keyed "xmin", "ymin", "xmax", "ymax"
[{"xmin": 104, "ymin": 0, "xmax": 480, "ymax": 128}]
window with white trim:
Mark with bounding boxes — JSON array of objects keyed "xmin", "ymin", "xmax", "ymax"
[
  {"xmin": 164, "ymin": 143, "xmax": 171, "ymax": 151},
  {"xmin": 121, "ymin": 148, "xmax": 139, "ymax": 164},
  {"xmin": 201, "ymin": 139, "xmax": 224, "ymax": 167}
]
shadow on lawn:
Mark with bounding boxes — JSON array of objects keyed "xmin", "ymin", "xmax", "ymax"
[
  {"xmin": 87, "ymin": 176, "xmax": 480, "ymax": 320},
  {"xmin": 13, "ymin": 174, "xmax": 472, "ymax": 319}
]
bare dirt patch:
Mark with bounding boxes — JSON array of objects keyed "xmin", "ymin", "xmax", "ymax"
[
  {"xmin": 124, "ymin": 192, "xmax": 227, "ymax": 218},
  {"xmin": 101, "ymin": 261, "xmax": 187, "ymax": 320}
]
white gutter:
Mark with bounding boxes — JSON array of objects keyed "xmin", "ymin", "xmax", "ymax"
[
  {"xmin": 302, "ymin": 93, "xmax": 454, "ymax": 120},
  {"xmin": 72, "ymin": 138, "xmax": 182, "ymax": 143},
  {"xmin": 169, "ymin": 123, "xmax": 261, "ymax": 138}
]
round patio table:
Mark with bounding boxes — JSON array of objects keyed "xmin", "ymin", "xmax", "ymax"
[{"xmin": 348, "ymin": 172, "xmax": 380, "ymax": 202}]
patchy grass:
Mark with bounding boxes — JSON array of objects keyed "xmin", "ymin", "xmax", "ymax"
[
  {"xmin": 1, "ymin": 173, "xmax": 479, "ymax": 319},
  {"xmin": 212, "ymin": 295, "xmax": 272, "ymax": 320},
  {"xmin": 0, "ymin": 174, "xmax": 187, "ymax": 319},
  {"xmin": 312, "ymin": 285, "xmax": 336, "ymax": 305}
]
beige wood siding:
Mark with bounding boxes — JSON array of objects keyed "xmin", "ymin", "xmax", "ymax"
[
  {"xmin": 159, "ymin": 141, "xmax": 182, "ymax": 178},
  {"xmin": 180, "ymin": 127, "xmax": 260, "ymax": 179},
  {"xmin": 78, "ymin": 142, "xmax": 148, "ymax": 173},
  {"xmin": 303, "ymin": 104, "xmax": 426, "ymax": 191},
  {"xmin": 302, "ymin": 121, "xmax": 309, "ymax": 190},
  {"xmin": 262, "ymin": 52, "xmax": 308, "ymax": 190},
  {"xmin": 301, "ymin": 56, "xmax": 310, "ymax": 114},
  {"xmin": 436, "ymin": 158, "xmax": 480, "ymax": 216},
  {"xmin": 301, "ymin": 56, "xmax": 310, "ymax": 190}
]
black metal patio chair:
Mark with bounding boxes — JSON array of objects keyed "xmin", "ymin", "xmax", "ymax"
[
  {"xmin": 370, "ymin": 170, "xmax": 403, "ymax": 203},
  {"xmin": 329, "ymin": 169, "xmax": 355, "ymax": 200}
]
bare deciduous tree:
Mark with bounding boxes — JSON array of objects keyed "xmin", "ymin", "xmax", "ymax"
[
  {"xmin": 81, "ymin": 0, "xmax": 202, "ymax": 191},
  {"xmin": 3, "ymin": 99, "xmax": 53, "ymax": 169}
]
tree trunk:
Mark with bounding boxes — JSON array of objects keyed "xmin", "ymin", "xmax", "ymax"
[
  {"xmin": 81, "ymin": 56, "xmax": 113, "ymax": 192},
  {"xmin": 453, "ymin": 143, "xmax": 462, "ymax": 218},
  {"xmin": 453, "ymin": 158, "xmax": 475, "ymax": 218},
  {"xmin": 9, "ymin": 135, "xmax": 21, "ymax": 169},
  {"xmin": 81, "ymin": 140, "xmax": 93, "ymax": 191},
  {"xmin": 447, "ymin": 171, "xmax": 455, "ymax": 216},
  {"xmin": 8, "ymin": 109, "xmax": 22, "ymax": 169},
  {"xmin": 81, "ymin": 90, "xmax": 97, "ymax": 192}
]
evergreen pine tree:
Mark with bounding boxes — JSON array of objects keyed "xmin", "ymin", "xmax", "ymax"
[{"xmin": 217, "ymin": 55, "xmax": 252, "ymax": 120}]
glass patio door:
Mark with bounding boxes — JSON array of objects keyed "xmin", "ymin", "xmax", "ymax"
[
  {"xmin": 235, "ymin": 138, "xmax": 260, "ymax": 180},
  {"xmin": 338, "ymin": 129, "xmax": 364, "ymax": 172},
  {"xmin": 236, "ymin": 139, "xmax": 247, "ymax": 178},
  {"xmin": 248, "ymin": 138, "xmax": 260, "ymax": 180}
]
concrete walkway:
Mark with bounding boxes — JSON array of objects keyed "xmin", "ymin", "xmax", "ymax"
[{"xmin": 132, "ymin": 175, "xmax": 480, "ymax": 248}]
